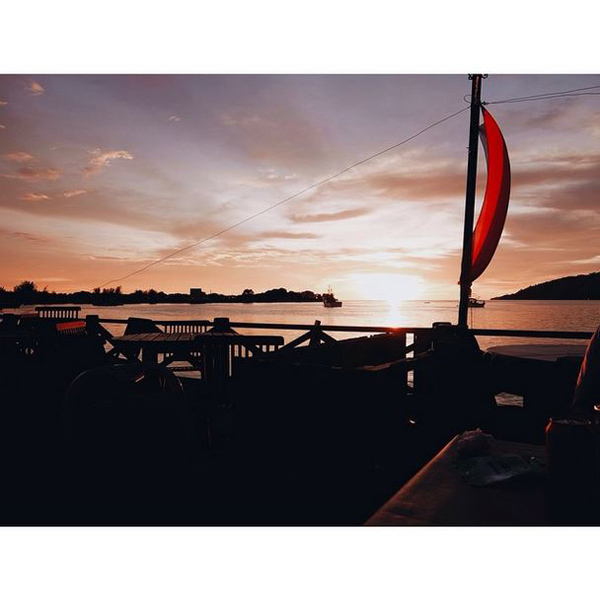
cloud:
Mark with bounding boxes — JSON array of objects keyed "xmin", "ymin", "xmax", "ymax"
[
  {"xmin": 26, "ymin": 81, "xmax": 45, "ymax": 96},
  {"xmin": 63, "ymin": 189, "xmax": 88, "ymax": 198},
  {"xmin": 0, "ymin": 227, "xmax": 51, "ymax": 243},
  {"xmin": 20, "ymin": 192, "xmax": 51, "ymax": 201},
  {"xmin": 1, "ymin": 166, "xmax": 61, "ymax": 180},
  {"xmin": 257, "ymin": 230, "xmax": 319, "ymax": 239},
  {"xmin": 1, "ymin": 152, "xmax": 36, "ymax": 163},
  {"xmin": 0, "ymin": 100, "xmax": 7, "ymax": 106},
  {"xmin": 260, "ymin": 168, "xmax": 298, "ymax": 182},
  {"xmin": 219, "ymin": 107, "xmax": 327, "ymax": 168},
  {"xmin": 36, "ymin": 277, "xmax": 71, "ymax": 282},
  {"xmin": 290, "ymin": 207, "xmax": 373, "ymax": 223},
  {"xmin": 83, "ymin": 149, "xmax": 134, "ymax": 175},
  {"xmin": 168, "ymin": 115, "xmax": 181, "ymax": 122},
  {"xmin": 0, "ymin": 124, "xmax": 6, "ymax": 130}
]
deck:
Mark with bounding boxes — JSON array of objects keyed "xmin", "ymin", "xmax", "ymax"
[{"xmin": 0, "ymin": 307, "xmax": 593, "ymax": 525}]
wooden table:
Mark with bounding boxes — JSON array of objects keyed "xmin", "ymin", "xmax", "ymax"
[
  {"xmin": 365, "ymin": 436, "xmax": 547, "ymax": 526},
  {"xmin": 111, "ymin": 331, "xmax": 284, "ymax": 379},
  {"xmin": 487, "ymin": 344, "xmax": 587, "ymax": 362},
  {"xmin": 485, "ymin": 344, "xmax": 588, "ymax": 420},
  {"xmin": 112, "ymin": 332, "xmax": 197, "ymax": 363}
]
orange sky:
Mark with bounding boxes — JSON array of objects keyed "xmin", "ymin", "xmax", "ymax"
[{"xmin": 1, "ymin": 74, "xmax": 599, "ymax": 300}]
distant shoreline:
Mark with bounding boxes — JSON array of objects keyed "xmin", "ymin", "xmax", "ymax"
[{"xmin": 492, "ymin": 271, "xmax": 600, "ymax": 300}]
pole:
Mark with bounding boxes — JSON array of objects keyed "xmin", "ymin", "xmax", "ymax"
[{"xmin": 458, "ymin": 74, "xmax": 484, "ymax": 327}]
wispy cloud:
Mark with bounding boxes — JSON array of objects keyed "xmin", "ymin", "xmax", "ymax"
[
  {"xmin": 20, "ymin": 192, "xmax": 51, "ymax": 201},
  {"xmin": 1, "ymin": 166, "xmax": 61, "ymax": 180},
  {"xmin": 0, "ymin": 100, "xmax": 7, "ymax": 106},
  {"xmin": 37, "ymin": 277, "xmax": 71, "ymax": 282},
  {"xmin": 63, "ymin": 189, "xmax": 87, "ymax": 198},
  {"xmin": 83, "ymin": 149, "xmax": 133, "ymax": 176},
  {"xmin": 0, "ymin": 124, "xmax": 6, "ymax": 130},
  {"xmin": 168, "ymin": 115, "xmax": 181, "ymax": 122},
  {"xmin": 1, "ymin": 151, "xmax": 36, "ymax": 163},
  {"xmin": 258, "ymin": 230, "xmax": 319, "ymax": 239},
  {"xmin": 26, "ymin": 80, "xmax": 45, "ymax": 96},
  {"xmin": 290, "ymin": 207, "xmax": 373, "ymax": 223}
]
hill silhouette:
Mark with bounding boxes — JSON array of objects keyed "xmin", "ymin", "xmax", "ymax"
[{"xmin": 493, "ymin": 272, "xmax": 600, "ymax": 300}]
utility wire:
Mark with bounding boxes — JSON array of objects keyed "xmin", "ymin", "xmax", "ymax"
[
  {"xmin": 99, "ymin": 105, "xmax": 470, "ymax": 287},
  {"xmin": 486, "ymin": 92, "xmax": 600, "ymax": 105},
  {"xmin": 465, "ymin": 84, "xmax": 600, "ymax": 106},
  {"xmin": 484, "ymin": 84, "xmax": 600, "ymax": 105}
]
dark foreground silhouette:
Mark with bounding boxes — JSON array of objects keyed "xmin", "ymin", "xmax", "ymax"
[{"xmin": 0, "ymin": 313, "xmax": 586, "ymax": 525}]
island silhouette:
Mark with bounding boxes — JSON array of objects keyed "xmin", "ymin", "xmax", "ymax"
[
  {"xmin": 493, "ymin": 271, "xmax": 600, "ymax": 300},
  {"xmin": 0, "ymin": 281, "xmax": 323, "ymax": 308}
]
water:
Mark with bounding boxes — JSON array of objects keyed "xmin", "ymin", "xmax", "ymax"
[{"xmin": 13, "ymin": 299, "xmax": 600, "ymax": 349}]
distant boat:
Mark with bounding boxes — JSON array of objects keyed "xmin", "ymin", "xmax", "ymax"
[
  {"xmin": 468, "ymin": 297, "xmax": 485, "ymax": 308},
  {"xmin": 323, "ymin": 286, "xmax": 342, "ymax": 308}
]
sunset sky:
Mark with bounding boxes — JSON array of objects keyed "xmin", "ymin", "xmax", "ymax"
[{"xmin": 1, "ymin": 74, "xmax": 599, "ymax": 300}]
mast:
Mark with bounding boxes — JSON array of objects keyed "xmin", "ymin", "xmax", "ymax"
[{"xmin": 458, "ymin": 74, "xmax": 485, "ymax": 327}]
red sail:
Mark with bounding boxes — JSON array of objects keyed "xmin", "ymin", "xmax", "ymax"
[{"xmin": 470, "ymin": 107, "xmax": 511, "ymax": 282}]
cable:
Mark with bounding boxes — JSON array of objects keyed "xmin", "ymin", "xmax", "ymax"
[
  {"xmin": 486, "ymin": 92, "xmax": 600, "ymax": 106},
  {"xmin": 99, "ymin": 105, "xmax": 470, "ymax": 287},
  {"xmin": 485, "ymin": 84, "xmax": 600, "ymax": 105}
]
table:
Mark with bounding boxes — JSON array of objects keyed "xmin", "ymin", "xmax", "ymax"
[
  {"xmin": 111, "ymin": 331, "xmax": 284, "ymax": 379},
  {"xmin": 366, "ymin": 436, "xmax": 547, "ymax": 526},
  {"xmin": 111, "ymin": 332, "xmax": 197, "ymax": 364},
  {"xmin": 486, "ymin": 344, "xmax": 587, "ymax": 362},
  {"xmin": 485, "ymin": 344, "xmax": 588, "ymax": 422}
]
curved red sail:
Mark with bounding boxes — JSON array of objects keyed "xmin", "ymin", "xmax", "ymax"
[{"xmin": 470, "ymin": 107, "xmax": 511, "ymax": 282}]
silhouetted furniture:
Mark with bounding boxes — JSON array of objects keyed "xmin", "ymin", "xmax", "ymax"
[
  {"xmin": 111, "ymin": 328, "xmax": 284, "ymax": 380},
  {"xmin": 407, "ymin": 324, "xmax": 498, "ymax": 435},
  {"xmin": 28, "ymin": 320, "xmax": 111, "ymax": 400},
  {"xmin": 112, "ymin": 332, "xmax": 202, "ymax": 367},
  {"xmin": 35, "ymin": 306, "xmax": 81, "ymax": 320},
  {"xmin": 486, "ymin": 344, "xmax": 586, "ymax": 442},
  {"xmin": 162, "ymin": 320, "xmax": 210, "ymax": 371},
  {"xmin": 124, "ymin": 317, "xmax": 162, "ymax": 335},
  {"xmin": 62, "ymin": 364, "xmax": 203, "ymax": 523},
  {"xmin": 366, "ymin": 436, "xmax": 546, "ymax": 526},
  {"xmin": 230, "ymin": 333, "xmax": 419, "ymax": 522}
]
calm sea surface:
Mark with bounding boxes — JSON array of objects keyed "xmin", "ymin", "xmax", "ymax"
[{"xmin": 14, "ymin": 299, "xmax": 600, "ymax": 350}]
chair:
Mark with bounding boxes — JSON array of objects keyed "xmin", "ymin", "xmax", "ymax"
[
  {"xmin": 27, "ymin": 320, "xmax": 110, "ymax": 402},
  {"xmin": 124, "ymin": 317, "xmax": 162, "ymax": 335},
  {"xmin": 120, "ymin": 317, "xmax": 163, "ymax": 362},
  {"xmin": 62, "ymin": 364, "xmax": 205, "ymax": 523}
]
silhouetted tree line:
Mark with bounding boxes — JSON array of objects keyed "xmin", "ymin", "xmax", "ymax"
[
  {"xmin": 493, "ymin": 272, "xmax": 600, "ymax": 300},
  {"xmin": 0, "ymin": 281, "xmax": 322, "ymax": 307}
]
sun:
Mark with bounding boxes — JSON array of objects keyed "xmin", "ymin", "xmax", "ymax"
[{"xmin": 354, "ymin": 273, "xmax": 426, "ymax": 302}]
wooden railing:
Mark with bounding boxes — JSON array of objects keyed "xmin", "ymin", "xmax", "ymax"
[
  {"xmin": 81, "ymin": 316, "xmax": 594, "ymax": 393},
  {"xmin": 36, "ymin": 306, "xmax": 81, "ymax": 320}
]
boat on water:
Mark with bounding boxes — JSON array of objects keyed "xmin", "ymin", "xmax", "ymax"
[
  {"xmin": 468, "ymin": 297, "xmax": 485, "ymax": 308},
  {"xmin": 3, "ymin": 75, "xmax": 583, "ymax": 527},
  {"xmin": 323, "ymin": 286, "xmax": 342, "ymax": 307}
]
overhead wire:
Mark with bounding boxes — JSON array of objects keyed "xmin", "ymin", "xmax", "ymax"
[
  {"xmin": 99, "ymin": 105, "xmax": 470, "ymax": 287},
  {"xmin": 99, "ymin": 82, "xmax": 600, "ymax": 287}
]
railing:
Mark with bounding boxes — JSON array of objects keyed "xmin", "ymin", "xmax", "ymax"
[
  {"xmin": 36, "ymin": 306, "xmax": 81, "ymax": 320},
  {"xmin": 3, "ymin": 311, "xmax": 594, "ymax": 407},
  {"xmin": 82, "ymin": 315, "xmax": 593, "ymax": 389}
]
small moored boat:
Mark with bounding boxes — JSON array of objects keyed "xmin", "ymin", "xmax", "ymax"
[{"xmin": 323, "ymin": 286, "xmax": 342, "ymax": 308}]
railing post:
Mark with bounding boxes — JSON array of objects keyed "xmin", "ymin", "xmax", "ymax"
[
  {"xmin": 212, "ymin": 317, "xmax": 233, "ymax": 332},
  {"xmin": 86, "ymin": 314, "xmax": 99, "ymax": 334},
  {"xmin": 309, "ymin": 320, "xmax": 322, "ymax": 346}
]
